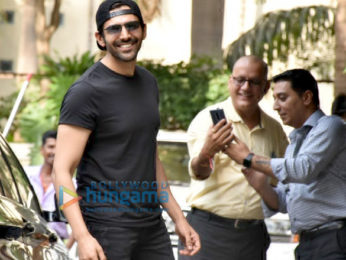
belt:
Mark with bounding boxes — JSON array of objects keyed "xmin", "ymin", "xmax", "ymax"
[
  {"xmin": 191, "ymin": 208, "xmax": 264, "ymax": 229},
  {"xmin": 300, "ymin": 219, "xmax": 346, "ymax": 240}
]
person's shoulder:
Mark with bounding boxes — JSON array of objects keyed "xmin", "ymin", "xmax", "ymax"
[
  {"xmin": 135, "ymin": 65, "xmax": 156, "ymax": 81},
  {"xmin": 318, "ymin": 114, "xmax": 344, "ymax": 124},
  {"xmin": 64, "ymin": 67, "xmax": 100, "ymax": 100},
  {"xmin": 316, "ymin": 114, "xmax": 345, "ymax": 134},
  {"xmin": 68, "ymin": 62, "xmax": 105, "ymax": 91}
]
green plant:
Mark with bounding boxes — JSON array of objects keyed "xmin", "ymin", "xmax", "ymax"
[
  {"xmin": 206, "ymin": 73, "xmax": 230, "ymax": 106},
  {"xmin": 18, "ymin": 52, "xmax": 96, "ymax": 163},
  {"xmin": 0, "ymin": 92, "xmax": 28, "ymax": 141},
  {"xmin": 139, "ymin": 56, "xmax": 228, "ymax": 129},
  {"xmin": 225, "ymin": 6, "xmax": 335, "ymax": 70}
]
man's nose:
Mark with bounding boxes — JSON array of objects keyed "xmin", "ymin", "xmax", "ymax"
[
  {"xmin": 241, "ymin": 80, "xmax": 251, "ymax": 90},
  {"xmin": 120, "ymin": 26, "xmax": 131, "ymax": 40},
  {"xmin": 273, "ymin": 99, "xmax": 280, "ymax": 111}
]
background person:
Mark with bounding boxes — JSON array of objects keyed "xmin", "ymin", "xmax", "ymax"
[
  {"xmin": 53, "ymin": 1, "xmax": 200, "ymax": 260},
  {"xmin": 25, "ymin": 130, "xmax": 75, "ymax": 248},
  {"xmin": 179, "ymin": 55, "xmax": 288, "ymax": 260},
  {"xmin": 331, "ymin": 93, "xmax": 346, "ymax": 121},
  {"xmin": 225, "ymin": 69, "xmax": 346, "ymax": 260}
]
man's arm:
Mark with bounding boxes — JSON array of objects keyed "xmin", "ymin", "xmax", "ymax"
[
  {"xmin": 224, "ymin": 135, "xmax": 276, "ymax": 178},
  {"xmin": 191, "ymin": 119, "xmax": 233, "ymax": 179},
  {"xmin": 53, "ymin": 124, "xmax": 106, "ymax": 260},
  {"xmin": 227, "ymin": 117, "xmax": 345, "ymax": 184},
  {"xmin": 156, "ymin": 147, "xmax": 200, "ymax": 256},
  {"xmin": 241, "ymin": 168, "xmax": 279, "ymax": 211}
]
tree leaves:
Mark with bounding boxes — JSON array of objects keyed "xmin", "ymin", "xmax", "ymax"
[{"xmin": 225, "ymin": 6, "xmax": 335, "ymax": 70}]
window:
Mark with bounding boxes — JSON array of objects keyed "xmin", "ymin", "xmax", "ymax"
[
  {"xmin": 0, "ymin": 135, "xmax": 41, "ymax": 213},
  {"xmin": 0, "ymin": 60, "xmax": 13, "ymax": 72},
  {"xmin": 0, "ymin": 147, "xmax": 20, "ymax": 203},
  {"xmin": 0, "ymin": 10, "xmax": 14, "ymax": 24}
]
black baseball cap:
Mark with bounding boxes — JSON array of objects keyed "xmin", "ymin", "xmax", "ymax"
[{"xmin": 96, "ymin": 0, "xmax": 144, "ymax": 32}]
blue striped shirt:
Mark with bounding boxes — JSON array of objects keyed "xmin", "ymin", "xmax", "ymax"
[{"xmin": 264, "ymin": 109, "xmax": 346, "ymax": 233}]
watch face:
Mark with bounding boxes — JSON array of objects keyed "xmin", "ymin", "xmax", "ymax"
[{"xmin": 243, "ymin": 153, "xmax": 254, "ymax": 168}]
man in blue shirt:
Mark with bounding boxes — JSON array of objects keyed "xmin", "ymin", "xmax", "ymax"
[{"xmin": 225, "ymin": 69, "xmax": 346, "ymax": 260}]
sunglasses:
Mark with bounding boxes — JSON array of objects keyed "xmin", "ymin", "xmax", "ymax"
[{"xmin": 104, "ymin": 21, "xmax": 141, "ymax": 35}]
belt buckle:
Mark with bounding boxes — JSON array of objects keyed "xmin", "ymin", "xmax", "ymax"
[{"xmin": 234, "ymin": 219, "xmax": 241, "ymax": 229}]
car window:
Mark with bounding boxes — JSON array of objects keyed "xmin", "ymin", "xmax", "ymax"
[
  {"xmin": 0, "ymin": 147, "xmax": 21, "ymax": 203},
  {"xmin": 0, "ymin": 136, "xmax": 41, "ymax": 213}
]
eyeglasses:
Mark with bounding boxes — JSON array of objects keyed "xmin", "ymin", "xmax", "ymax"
[
  {"xmin": 104, "ymin": 21, "xmax": 141, "ymax": 35},
  {"xmin": 231, "ymin": 76, "xmax": 264, "ymax": 87}
]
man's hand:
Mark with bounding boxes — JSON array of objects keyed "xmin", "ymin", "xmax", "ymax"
[
  {"xmin": 77, "ymin": 233, "xmax": 107, "ymax": 260},
  {"xmin": 224, "ymin": 133, "xmax": 276, "ymax": 178},
  {"xmin": 224, "ymin": 134, "xmax": 250, "ymax": 164},
  {"xmin": 175, "ymin": 218, "xmax": 201, "ymax": 256},
  {"xmin": 242, "ymin": 167, "xmax": 279, "ymax": 211},
  {"xmin": 202, "ymin": 119, "xmax": 233, "ymax": 157},
  {"xmin": 241, "ymin": 167, "xmax": 268, "ymax": 193},
  {"xmin": 192, "ymin": 119, "xmax": 233, "ymax": 179}
]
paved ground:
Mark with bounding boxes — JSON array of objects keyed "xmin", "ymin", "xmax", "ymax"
[{"xmin": 172, "ymin": 243, "xmax": 296, "ymax": 260}]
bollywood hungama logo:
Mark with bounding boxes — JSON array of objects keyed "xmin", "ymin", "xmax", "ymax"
[{"xmin": 59, "ymin": 186, "xmax": 82, "ymax": 210}]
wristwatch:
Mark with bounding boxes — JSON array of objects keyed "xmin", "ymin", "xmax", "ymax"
[{"xmin": 243, "ymin": 153, "xmax": 254, "ymax": 168}]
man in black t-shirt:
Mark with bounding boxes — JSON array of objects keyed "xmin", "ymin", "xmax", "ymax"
[{"xmin": 52, "ymin": 1, "xmax": 200, "ymax": 259}]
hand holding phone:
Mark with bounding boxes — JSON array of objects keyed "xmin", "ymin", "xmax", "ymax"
[{"xmin": 210, "ymin": 109, "xmax": 226, "ymax": 125}]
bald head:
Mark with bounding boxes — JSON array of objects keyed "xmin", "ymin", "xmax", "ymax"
[
  {"xmin": 228, "ymin": 55, "xmax": 270, "ymax": 116},
  {"xmin": 233, "ymin": 56, "xmax": 268, "ymax": 80}
]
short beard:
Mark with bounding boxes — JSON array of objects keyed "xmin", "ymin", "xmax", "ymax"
[{"xmin": 104, "ymin": 37, "xmax": 142, "ymax": 62}]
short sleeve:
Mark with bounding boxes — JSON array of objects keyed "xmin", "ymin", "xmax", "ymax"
[
  {"xmin": 59, "ymin": 82, "xmax": 98, "ymax": 130},
  {"xmin": 187, "ymin": 109, "xmax": 213, "ymax": 179}
]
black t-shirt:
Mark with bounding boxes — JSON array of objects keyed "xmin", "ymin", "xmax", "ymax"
[{"xmin": 59, "ymin": 61, "xmax": 163, "ymax": 227}]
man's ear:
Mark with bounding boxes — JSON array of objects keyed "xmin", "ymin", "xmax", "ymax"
[
  {"xmin": 228, "ymin": 76, "xmax": 233, "ymax": 92},
  {"xmin": 95, "ymin": 31, "xmax": 106, "ymax": 49},
  {"xmin": 263, "ymin": 80, "xmax": 270, "ymax": 95},
  {"xmin": 142, "ymin": 24, "xmax": 147, "ymax": 40},
  {"xmin": 302, "ymin": 90, "xmax": 314, "ymax": 106}
]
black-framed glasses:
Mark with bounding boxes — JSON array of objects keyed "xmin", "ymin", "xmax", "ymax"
[
  {"xmin": 104, "ymin": 21, "xmax": 141, "ymax": 35},
  {"xmin": 231, "ymin": 76, "xmax": 264, "ymax": 87}
]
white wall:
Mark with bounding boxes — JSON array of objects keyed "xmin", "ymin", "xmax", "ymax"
[{"xmin": 138, "ymin": 0, "xmax": 192, "ymax": 64}]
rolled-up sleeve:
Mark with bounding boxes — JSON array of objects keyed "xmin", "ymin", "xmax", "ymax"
[
  {"xmin": 270, "ymin": 158, "xmax": 288, "ymax": 183},
  {"xmin": 262, "ymin": 182, "xmax": 288, "ymax": 217},
  {"xmin": 270, "ymin": 117, "xmax": 345, "ymax": 184}
]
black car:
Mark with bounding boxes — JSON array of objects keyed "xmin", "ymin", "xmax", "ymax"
[{"xmin": 0, "ymin": 133, "xmax": 70, "ymax": 259}]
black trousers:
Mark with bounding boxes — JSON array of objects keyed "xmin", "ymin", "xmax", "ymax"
[
  {"xmin": 87, "ymin": 219, "xmax": 174, "ymax": 260},
  {"xmin": 178, "ymin": 208, "xmax": 270, "ymax": 260},
  {"xmin": 295, "ymin": 224, "xmax": 346, "ymax": 260}
]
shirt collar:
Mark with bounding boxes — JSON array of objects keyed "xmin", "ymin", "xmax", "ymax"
[
  {"xmin": 224, "ymin": 97, "xmax": 265, "ymax": 129},
  {"xmin": 302, "ymin": 109, "xmax": 324, "ymax": 128},
  {"xmin": 289, "ymin": 109, "xmax": 324, "ymax": 140}
]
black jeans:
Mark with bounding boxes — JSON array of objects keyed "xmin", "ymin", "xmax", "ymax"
[
  {"xmin": 178, "ymin": 209, "xmax": 270, "ymax": 260},
  {"xmin": 295, "ymin": 224, "xmax": 346, "ymax": 260},
  {"xmin": 87, "ymin": 219, "xmax": 174, "ymax": 260}
]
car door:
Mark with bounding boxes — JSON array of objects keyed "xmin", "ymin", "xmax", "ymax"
[{"xmin": 0, "ymin": 134, "xmax": 70, "ymax": 260}]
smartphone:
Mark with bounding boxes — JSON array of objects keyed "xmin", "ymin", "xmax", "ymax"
[{"xmin": 210, "ymin": 108, "xmax": 226, "ymax": 125}]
